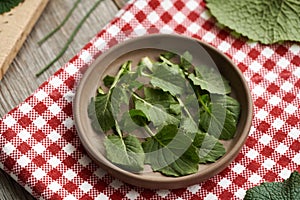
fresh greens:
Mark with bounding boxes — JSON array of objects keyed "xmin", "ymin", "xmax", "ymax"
[
  {"xmin": 104, "ymin": 134, "xmax": 145, "ymax": 172},
  {"xmin": 0, "ymin": 0, "xmax": 24, "ymax": 14},
  {"xmin": 244, "ymin": 171, "xmax": 300, "ymax": 200},
  {"xmin": 206, "ymin": 0, "xmax": 300, "ymax": 44},
  {"xmin": 199, "ymin": 94, "xmax": 240, "ymax": 140},
  {"xmin": 188, "ymin": 66, "xmax": 231, "ymax": 94},
  {"xmin": 103, "ymin": 75, "xmax": 115, "ymax": 87},
  {"xmin": 135, "ymin": 98, "xmax": 180, "ymax": 127},
  {"xmin": 89, "ymin": 51, "xmax": 240, "ymax": 176},
  {"xmin": 193, "ymin": 131, "xmax": 226, "ymax": 163},
  {"xmin": 91, "ymin": 61, "xmax": 131, "ymax": 132},
  {"xmin": 148, "ymin": 62, "xmax": 186, "ymax": 96},
  {"xmin": 142, "ymin": 125, "xmax": 199, "ymax": 176}
]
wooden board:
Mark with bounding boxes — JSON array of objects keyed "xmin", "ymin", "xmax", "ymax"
[
  {"xmin": 0, "ymin": 0, "xmax": 49, "ymax": 80},
  {"xmin": 0, "ymin": 0, "xmax": 126, "ymax": 199},
  {"xmin": 114, "ymin": 0, "xmax": 128, "ymax": 8}
]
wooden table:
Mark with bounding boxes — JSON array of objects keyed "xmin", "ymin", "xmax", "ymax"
[{"xmin": 0, "ymin": 0, "xmax": 126, "ymax": 199}]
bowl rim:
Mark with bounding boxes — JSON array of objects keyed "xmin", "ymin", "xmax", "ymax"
[{"xmin": 73, "ymin": 33, "xmax": 253, "ymax": 189}]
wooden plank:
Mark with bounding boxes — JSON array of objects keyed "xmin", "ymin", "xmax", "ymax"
[
  {"xmin": 0, "ymin": 0, "xmax": 120, "ymax": 199},
  {"xmin": 0, "ymin": 0, "xmax": 49, "ymax": 80},
  {"xmin": 114, "ymin": 0, "xmax": 128, "ymax": 9}
]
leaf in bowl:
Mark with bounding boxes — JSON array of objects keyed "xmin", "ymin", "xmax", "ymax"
[
  {"xmin": 105, "ymin": 134, "xmax": 145, "ymax": 172},
  {"xmin": 199, "ymin": 94, "xmax": 240, "ymax": 140},
  {"xmin": 142, "ymin": 124, "xmax": 199, "ymax": 177},
  {"xmin": 188, "ymin": 66, "xmax": 231, "ymax": 95}
]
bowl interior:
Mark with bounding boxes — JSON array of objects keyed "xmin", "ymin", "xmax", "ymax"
[{"xmin": 74, "ymin": 34, "xmax": 253, "ymax": 189}]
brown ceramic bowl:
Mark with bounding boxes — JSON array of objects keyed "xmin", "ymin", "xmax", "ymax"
[{"xmin": 73, "ymin": 34, "xmax": 253, "ymax": 189}]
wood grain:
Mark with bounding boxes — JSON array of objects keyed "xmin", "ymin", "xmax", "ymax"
[
  {"xmin": 0, "ymin": 0, "xmax": 50, "ymax": 80},
  {"xmin": 114, "ymin": 0, "xmax": 128, "ymax": 8},
  {"xmin": 0, "ymin": 0, "xmax": 128, "ymax": 199}
]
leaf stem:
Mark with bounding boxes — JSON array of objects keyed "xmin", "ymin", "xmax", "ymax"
[
  {"xmin": 110, "ymin": 61, "xmax": 132, "ymax": 89},
  {"xmin": 36, "ymin": 0, "xmax": 103, "ymax": 77},
  {"xmin": 144, "ymin": 125, "xmax": 155, "ymax": 137},
  {"xmin": 177, "ymin": 97, "xmax": 194, "ymax": 121},
  {"xmin": 197, "ymin": 94, "xmax": 211, "ymax": 114},
  {"xmin": 37, "ymin": 0, "xmax": 82, "ymax": 45},
  {"xmin": 114, "ymin": 120, "xmax": 123, "ymax": 137}
]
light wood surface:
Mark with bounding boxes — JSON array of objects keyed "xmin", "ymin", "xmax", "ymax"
[
  {"xmin": 0, "ymin": 0, "xmax": 50, "ymax": 80},
  {"xmin": 0, "ymin": 0, "xmax": 126, "ymax": 199}
]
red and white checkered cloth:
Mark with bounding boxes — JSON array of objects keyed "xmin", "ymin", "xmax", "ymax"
[{"xmin": 1, "ymin": 0, "xmax": 300, "ymax": 199}]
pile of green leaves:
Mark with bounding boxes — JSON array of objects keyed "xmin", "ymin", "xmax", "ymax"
[
  {"xmin": 88, "ymin": 51, "xmax": 241, "ymax": 177},
  {"xmin": 206, "ymin": 0, "xmax": 300, "ymax": 44},
  {"xmin": 244, "ymin": 171, "xmax": 300, "ymax": 199}
]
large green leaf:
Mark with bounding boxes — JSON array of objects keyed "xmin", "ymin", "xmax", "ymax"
[
  {"xmin": 213, "ymin": 95, "xmax": 240, "ymax": 122},
  {"xmin": 244, "ymin": 171, "xmax": 300, "ymax": 199},
  {"xmin": 206, "ymin": 0, "xmax": 300, "ymax": 44},
  {"xmin": 150, "ymin": 63, "xmax": 187, "ymax": 96},
  {"xmin": 135, "ymin": 99, "xmax": 180, "ymax": 128},
  {"xmin": 119, "ymin": 109, "xmax": 149, "ymax": 133},
  {"xmin": 199, "ymin": 94, "xmax": 240, "ymax": 140},
  {"xmin": 104, "ymin": 134, "xmax": 145, "ymax": 172},
  {"xmin": 89, "ymin": 61, "xmax": 132, "ymax": 132},
  {"xmin": 193, "ymin": 132, "xmax": 226, "ymax": 163},
  {"xmin": 144, "ymin": 87, "xmax": 177, "ymax": 107},
  {"xmin": 188, "ymin": 66, "xmax": 231, "ymax": 95},
  {"xmin": 144, "ymin": 87, "xmax": 180, "ymax": 115},
  {"xmin": 93, "ymin": 93, "xmax": 115, "ymax": 132},
  {"xmin": 142, "ymin": 125, "xmax": 199, "ymax": 177}
]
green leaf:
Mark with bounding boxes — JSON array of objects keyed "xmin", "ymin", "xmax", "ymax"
[
  {"xmin": 244, "ymin": 171, "xmax": 300, "ymax": 199},
  {"xmin": 206, "ymin": 0, "xmax": 300, "ymax": 44},
  {"xmin": 213, "ymin": 95, "xmax": 240, "ymax": 122},
  {"xmin": 180, "ymin": 51, "xmax": 193, "ymax": 71},
  {"xmin": 89, "ymin": 61, "xmax": 132, "ymax": 132},
  {"xmin": 110, "ymin": 85, "xmax": 131, "ymax": 117},
  {"xmin": 144, "ymin": 87, "xmax": 177, "ymax": 104},
  {"xmin": 134, "ymin": 98, "xmax": 180, "ymax": 128},
  {"xmin": 0, "ymin": 0, "xmax": 24, "ymax": 14},
  {"xmin": 144, "ymin": 87, "xmax": 180, "ymax": 114},
  {"xmin": 181, "ymin": 117, "xmax": 199, "ymax": 135},
  {"xmin": 139, "ymin": 57, "xmax": 154, "ymax": 72},
  {"xmin": 160, "ymin": 51, "xmax": 193, "ymax": 72},
  {"xmin": 142, "ymin": 125, "xmax": 199, "ymax": 176},
  {"xmin": 188, "ymin": 66, "xmax": 231, "ymax": 94},
  {"xmin": 169, "ymin": 104, "xmax": 181, "ymax": 115},
  {"xmin": 193, "ymin": 132, "xmax": 226, "ymax": 163},
  {"xmin": 150, "ymin": 63, "xmax": 187, "ymax": 96},
  {"xmin": 88, "ymin": 97, "xmax": 102, "ymax": 132},
  {"xmin": 93, "ymin": 93, "xmax": 115, "ymax": 132},
  {"xmin": 103, "ymin": 75, "xmax": 115, "ymax": 87},
  {"xmin": 128, "ymin": 109, "xmax": 149, "ymax": 127},
  {"xmin": 104, "ymin": 134, "xmax": 145, "ymax": 172},
  {"xmin": 160, "ymin": 51, "xmax": 176, "ymax": 60},
  {"xmin": 199, "ymin": 94, "xmax": 240, "ymax": 140},
  {"xmin": 119, "ymin": 109, "xmax": 149, "ymax": 133}
]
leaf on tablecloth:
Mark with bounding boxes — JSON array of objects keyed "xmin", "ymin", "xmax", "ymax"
[
  {"xmin": 206, "ymin": 0, "xmax": 300, "ymax": 44},
  {"xmin": 244, "ymin": 171, "xmax": 300, "ymax": 199}
]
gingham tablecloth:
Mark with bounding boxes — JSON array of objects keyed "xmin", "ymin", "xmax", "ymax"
[{"xmin": 1, "ymin": 0, "xmax": 300, "ymax": 199}]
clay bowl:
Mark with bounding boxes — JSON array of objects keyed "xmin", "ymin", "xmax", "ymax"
[{"xmin": 73, "ymin": 34, "xmax": 253, "ymax": 189}]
